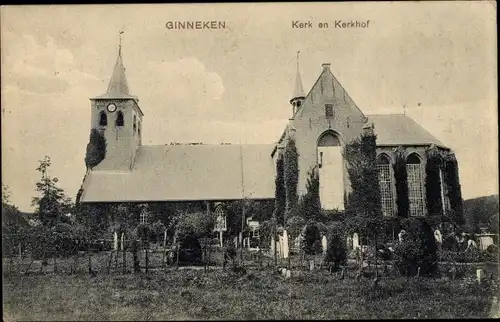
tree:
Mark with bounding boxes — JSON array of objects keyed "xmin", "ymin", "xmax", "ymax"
[
  {"xmin": 444, "ymin": 153, "xmax": 464, "ymax": 226},
  {"xmin": 325, "ymin": 223, "xmax": 348, "ymax": 272},
  {"xmin": 85, "ymin": 129, "xmax": 106, "ymax": 169},
  {"xmin": 393, "ymin": 146, "xmax": 409, "ymax": 218},
  {"xmin": 31, "ymin": 156, "xmax": 73, "ymax": 227},
  {"xmin": 297, "ymin": 166, "xmax": 323, "ymax": 222},
  {"xmin": 2, "ymin": 184, "xmax": 12, "ymax": 205},
  {"xmin": 274, "ymin": 156, "xmax": 286, "ymax": 226},
  {"xmin": 425, "ymin": 147, "xmax": 444, "ymax": 217},
  {"xmin": 284, "ymin": 137, "xmax": 299, "ymax": 225},
  {"xmin": 343, "ymin": 129, "xmax": 384, "ymax": 270}
]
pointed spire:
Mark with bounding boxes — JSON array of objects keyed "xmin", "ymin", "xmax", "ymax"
[
  {"xmin": 96, "ymin": 31, "xmax": 136, "ymax": 100},
  {"xmin": 291, "ymin": 50, "xmax": 305, "ymax": 101}
]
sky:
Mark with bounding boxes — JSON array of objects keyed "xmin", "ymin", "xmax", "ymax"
[{"xmin": 1, "ymin": 2, "xmax": 497, "ymax": 212}]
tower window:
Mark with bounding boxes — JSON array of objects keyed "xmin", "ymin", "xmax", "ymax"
[
  {"xmin": 116, "ymin": 111, "xmax": 124, "ymax": 127},
  {"xmin": 138, "ymin": 121, "xmax": 141, "ymax": 137},
  {"xmin": 296, "ymin": 100, "xmax": 302, "ymax": 108},
  {"xmin": 133, "ymin": 115, "xmax": 137, "ymax": 133},
  {"xmin": 325, "ymin": 104, "xmax": 334, "ymax": 118},
  {"xmin": 99, "ymin": 111, "xmax": 108, "ymax": 126}
]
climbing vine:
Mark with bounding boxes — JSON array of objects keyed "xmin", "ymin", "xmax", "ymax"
[
  {"xmin": 393, "ymin": 146, "xmax": 409, "ymax": 218},
  {"xmin": 85, "ymin": 128, "xmax": 106, "ymax": 169},
  {"xmin": 274, "ymin": 156, "xmax": 286, "ymax": 227},
  {"xmin": 343, "ymin": 131, "xmax": 383, "ymax": 236},
  {"xmin": 284, "ymin": 137, "xmax": 299, "ymax": 225},
  {"xmin": 444, "ymin": 153, "xmax": 464, "ymax": 226},
  {"xmin": 425, "ymin": 148, "xmax": 444, "ymax": 217}
]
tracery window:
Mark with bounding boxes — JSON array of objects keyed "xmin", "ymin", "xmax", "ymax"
[
  {"xmin": 377, "ymin": 154, "xmax": 394, "ymax": 217},
  {"xmin": 116, "ymin": 111, "xmax": 124, "ymax": 127},
  {"xmin": 406, "ymin": 153, "xmax": 425, "ymax": 216},
  {"xmin": 139, "ymin": 209, "xmax": 148, "ymax": 224}
]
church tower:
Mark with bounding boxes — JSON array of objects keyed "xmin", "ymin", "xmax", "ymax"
[
  {"xmin": 290, "ymin": 51, "xmax": 305, "ymax": 116},
  {"xmin": 89, "ymin": 38, "xmax": 144, "ymax": 171}
]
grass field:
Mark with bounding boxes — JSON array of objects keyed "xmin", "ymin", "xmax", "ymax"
[{"xmin": 3, "ymin": 265, "xmax": 499, "ymax": 320}]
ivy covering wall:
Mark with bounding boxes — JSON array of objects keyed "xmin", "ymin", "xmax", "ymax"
[
  {"xmin": 85, "ymin": 128, "xmax": 106, "ymax": 169},
  {"xmin": 393, "ymin": 146, "xmax": 409, "ymax": 218},
  {"xmin": 274, "ymin": 156, "xmax": 286, "ymax": 227},
  {"xmin": 284, "ymin": 137, "xmax": 299, "ymax": 225},
  {"xmin": 444, "ymin": 153, "xmax": 465, "ymax": 226},
  {"xmin": 344, "ymin": 131, "xmax": 383, "ymax": 237},
  {"xmin": 297, "ymin": 166, "xmax": 322, "ymax": 223},
  {"xmin": 425, "ymin": 148, "xmax": 444, "ymax": 217}
]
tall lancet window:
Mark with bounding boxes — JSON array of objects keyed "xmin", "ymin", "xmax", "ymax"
[
  {"xmin": 377, "ymin": 154, "xmax": 394, "ymax": 217},
  {"xmin": 116, "ymin": 111, "xmax": 124, "ymax": 127},
  {"xmin": 406, "ymin": 153, "xmax": 425, "ymax": 216},
  {"xmin": 99, "ymin": 111, "xmax": 108, "ymax": 126},
  {"xmin": 133, "ymin": 115, "xmax": 137, "ymax": 133}
]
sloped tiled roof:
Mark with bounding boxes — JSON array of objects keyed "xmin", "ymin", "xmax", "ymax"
[
  {"xmin": 367, "ymin": 114, "xmax": 446, "ymax": 147},
  {"xmin": 80, "ymin": 144, "xmax": 275, "ymax": 203}
]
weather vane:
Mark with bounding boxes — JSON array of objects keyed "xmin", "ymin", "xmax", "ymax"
[
  {"xmin": 119, "ymin": 30, "xmax": 124, "ymax": 54},
  {"xmin": 296, "ymin": 50, "xmax": 300, "ymax": 69}
]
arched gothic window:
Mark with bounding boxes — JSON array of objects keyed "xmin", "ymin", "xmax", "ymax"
[
  {"xmin": 139, "ymin": 208, "xmax": 148, "ymax": 224},
  {"xmin": 138, "ymin": 121, "xmax": 141, "ymax": 138},
  {"xmin": 133, "ymin": 115, "xmax": 137, "ymax": 133},
  {"xmin": 317, "ymin": 131, "xmax": 341, "ymax": 147},
  {"xmin": 377, "ymin": 154, "xmax": 394, "ymax": 217},
  {"xmin": 214, "ymin": 204, "xmax": 227, "ymax": 231},
  {"xmin": 406, "ymin": 153, "xmax": 425, "ymax": 216},
  {"xmin": 116, "ymin": 111, "xmax": 124, "ymax": 127},
  {"xmin": 99, "ymin": 111, "xmax": 107, "ymax": 126}
]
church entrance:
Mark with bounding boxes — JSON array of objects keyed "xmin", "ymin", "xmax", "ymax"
[{"xmin": 317, "ymin": 131, "xmax": 344, "ymax": 211}]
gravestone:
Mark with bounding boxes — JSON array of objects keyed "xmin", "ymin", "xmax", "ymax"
[
  {"xmin": 163, "ymin": 230, "xmax": 167, "ymax": 247},
  {"xmin": 113, "ymin": 232, "xmax": 118, "ymax": 251},
  {"xmin": 270, "ymin": 236, "xmax": 275, "ymax": 255},
  {"xmin": 285, "ymin": 269, "xmax": 291, "ymax": 279},
  {"xmin": 352, "ymin": 233, "xmax": 360, "ymax": 250},
  {"xmin": 434, "ymin": 229, "xmax": 442, "ymax": 244},
  {"xmin": 283, "ymin": 230, "xmax": 289, "ymax": 259},
  {"xmin": 322, "ymin": 235, "xmax": 328, "ymax": 255},
  {"xmin": 477, "ymin": 268, "xmax": 485, "ymax": 284},
  {"xmin": 309, "ymin": 260, "xmax": 315, "ymax": 271}
]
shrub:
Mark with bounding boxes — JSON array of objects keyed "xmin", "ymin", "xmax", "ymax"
[
  {"xmin": 486, "ymin": 244, "xmax": 498, "ymax": 254},
  {"xmin": 174, "ymin": 212, "xmax": 215, "ymax": 265},
  {"xmin": 393, "ymin": 218, "xmax": 438, "ymax": 277},
  {"xmin": 302, "ymin": 223, "xmax": 322, "ymax": 255},
  {"xmin": 324, "ymin": 225, "xmax": 347, "ymax": 271}
]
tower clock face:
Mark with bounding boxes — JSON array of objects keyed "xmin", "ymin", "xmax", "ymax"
[{"xmin": 107, "ymin": 103, "xmax": 117, "ymax": 112}]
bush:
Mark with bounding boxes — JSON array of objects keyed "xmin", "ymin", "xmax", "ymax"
[
  {"xmin": 324, "ymin": 225, "xmax": 347, "ymax": 272},
  {"xmin": 302, "ymin": 223, "xmax": 322, "ymax": 255},
  {"xmin": 486, "ymin": 244, "xmax": 498, "ymax": 254},
  {"xmin": 393, "ymin": 219, "xmax": 438, "ymax": 277},
  {"xmin": 174, "ymin": 212, "xmax": 215, "ymax": 265}
]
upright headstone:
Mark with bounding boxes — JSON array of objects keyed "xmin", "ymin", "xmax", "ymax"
[
  {"xmin": 113, "ymin": 231, "xmax": 118, "ymax": 251},
  {"xmin": 271, "ymin": 236, "xmax": 275, "ymax": 255},
  {"xmin": 120, "ymin": 233, "xmax": 125, "ymax": 251},
  {"xmin": 477, "ymin": 268, "xmax": 485, "ymax": 284},
  {"xmin": 283, "ymin": 230, "xmax": 289, "ymax": 259},
  {"xmin": 309, "ymin": 260, "xmax": 315, "ymax": 271},
  {"xmin": 352, "ymin": 233, "xmax": 360, "ymax": 250},
  {"xmin": 347, "ymin": 235, "xmax": 353, "ymax": 250},
  {"xmin": 277, "ymin": 236, "xmax": 282, "ymax": 259},
  {"xmin": 322, "ymin": 235, "xmax": 328, "ymax": 255},
  {"xmin": 164, "ymin": 230, "xmax": 167, "ymax": 248},
  {"xmin": 434, "ymin": 229, "xmax": 442, "ymax": 244}
]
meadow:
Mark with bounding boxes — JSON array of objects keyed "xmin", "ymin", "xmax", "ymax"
[{"xmin": 3, "ymin": 256, "xmax": 499, "ymax": 320}]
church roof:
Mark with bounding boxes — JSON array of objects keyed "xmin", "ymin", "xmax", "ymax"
[
  {"xmin": 367, "ymin": 114, "xmax": 446, "ymax": 147},
  {"xmin": 94, "ymin": 48, "xmax": 138, "ymax": 100},
  {"xmin": 79, "ymin": 144, "xmax": 276, "ymax": 203}
]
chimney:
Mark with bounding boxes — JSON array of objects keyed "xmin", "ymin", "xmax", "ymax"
[{"xmin": 322, "ymin": 63, "xmax": 331, "ymax": 71}]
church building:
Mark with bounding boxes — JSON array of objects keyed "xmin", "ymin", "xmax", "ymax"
[{"xmin": 79, "ymin": 47, "xmax": 462, "ymax": 222}]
